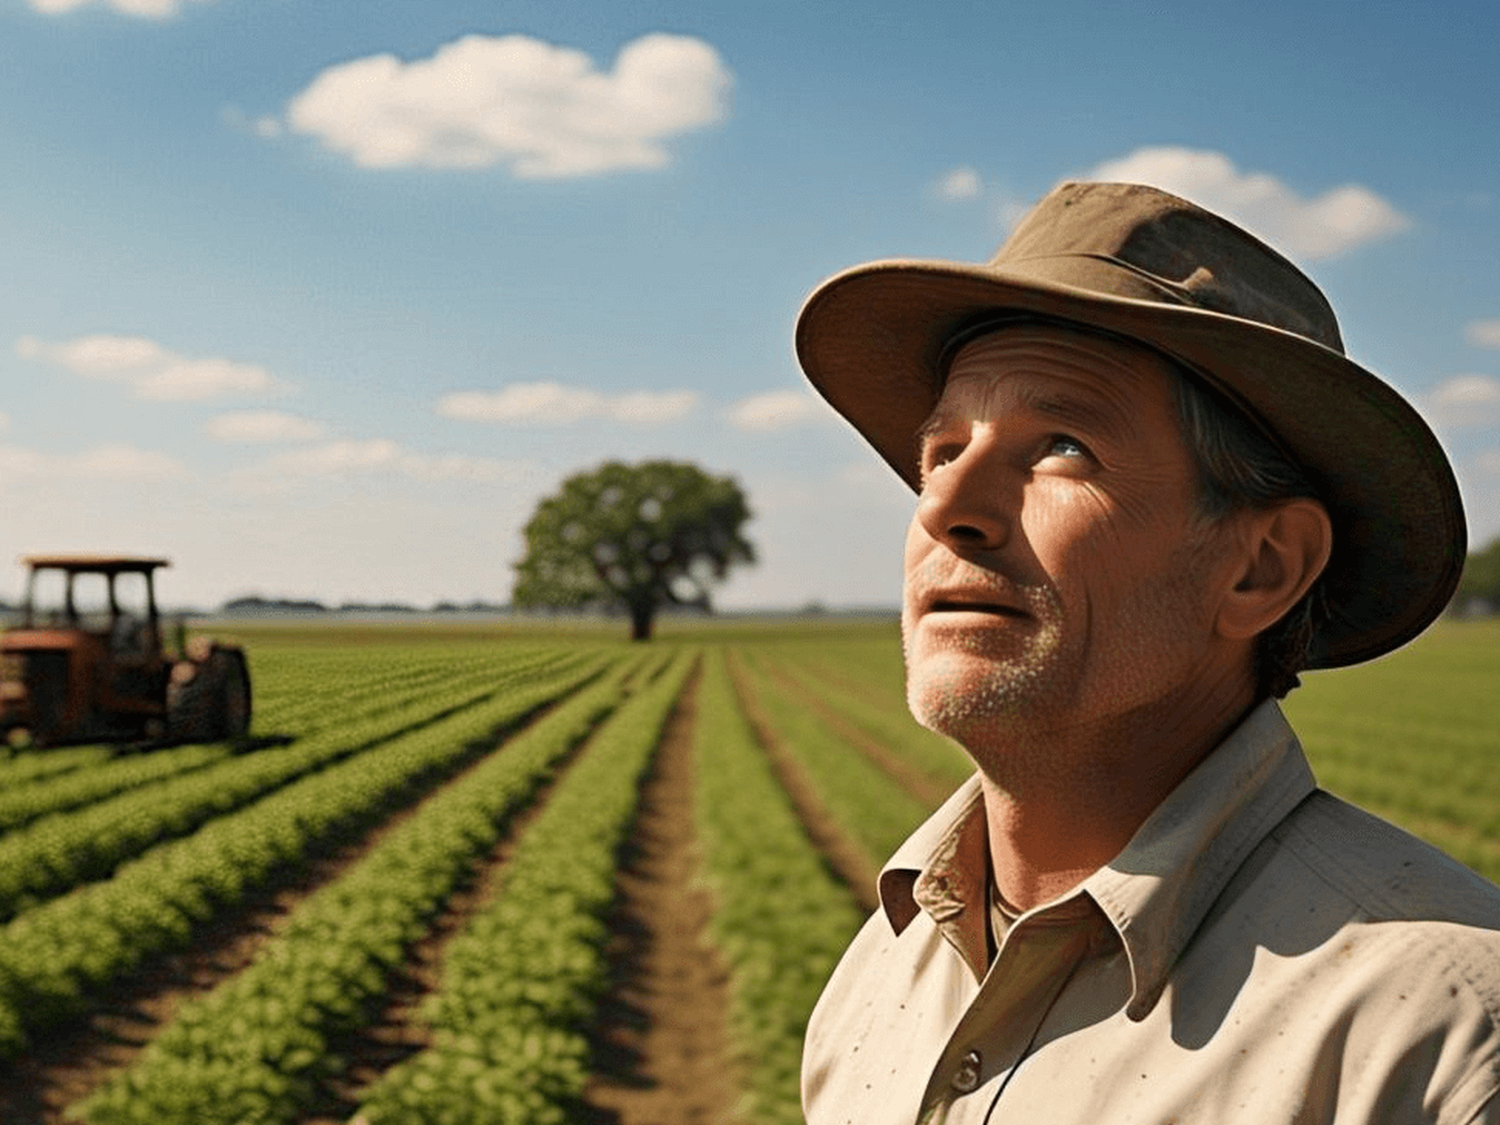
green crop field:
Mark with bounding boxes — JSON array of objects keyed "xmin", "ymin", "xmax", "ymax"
[
  {"xmin": 0, "ymin": 615, "xmax": 1494, "ymax": 1125},
  {"xmin": 1285, "ymin": 619, "xmax": 1500, "ymax": 881}
]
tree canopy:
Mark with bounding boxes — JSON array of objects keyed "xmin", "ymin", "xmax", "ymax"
[{"xmin": 512, "ymin": 459, "xmax": 755, "ymax": 640}]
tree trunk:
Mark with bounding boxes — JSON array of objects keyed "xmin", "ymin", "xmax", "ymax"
[{"xmin": 629, "ymin": 600, "xmax": 654, "ymax": 642}]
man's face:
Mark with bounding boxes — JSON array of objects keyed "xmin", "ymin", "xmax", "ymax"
[{"xmin": 900, "ymin": 324, "xmax": 1234, "ymax": 752}]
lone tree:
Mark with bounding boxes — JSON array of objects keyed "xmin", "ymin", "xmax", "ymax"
[{"xmin": 512, "ymin": 459, "xmax": 755, "ymax": 640}]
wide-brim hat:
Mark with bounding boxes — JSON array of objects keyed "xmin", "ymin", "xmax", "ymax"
[{"xmin": 796, "ymin": 180, "xmax": 1465, "ymax": 669}]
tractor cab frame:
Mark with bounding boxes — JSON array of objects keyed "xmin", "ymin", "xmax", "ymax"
[{"xmin": 1, "ymin": 555, "xmax": 250, "ymax": 747}]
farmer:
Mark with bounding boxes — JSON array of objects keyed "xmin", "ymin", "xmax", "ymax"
[{"xmin": 795, "ymin": 181, "xmax": 1500, "ymax": 1124}]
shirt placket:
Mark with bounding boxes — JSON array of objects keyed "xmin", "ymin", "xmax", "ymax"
[{"xmin": 917, "ymin": 911, "xmax": 1096, "ymax": 1124}]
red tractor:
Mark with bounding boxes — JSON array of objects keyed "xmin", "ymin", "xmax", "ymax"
[{"xmin": 0, "ymin": 555, "xmax": 251, "ymax": 747}]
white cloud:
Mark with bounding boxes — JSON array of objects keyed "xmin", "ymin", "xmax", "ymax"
[
  {"xmin": 17, "ymin": 333, "xmax": 290, "ymax": 401},
  {"xmin": 137, "ymin": 358, "xmax": 282, "ymax": 401},
  {"xmin": 267, "ymin": 438, "xmax": 404, "ymax": 475},
  {"xmin": 278, "ymin": 32, "xmax": 732, "ymax": 178},
  {"xmin": 437, "ymin": 381, "xmax": 698, "ymax": 425},
  {"xmin": 607, "ymin": 389, "xmax": 699, "ymax": 423},
  {"xmin": 1466, "ymin": 320, "xmax": 1500, "ymax": 350},
  {"xmin": 262, "ymin": 438, "xmax": 523, "ymax": 483},
  {"xmin": 1426, "ymin": 375, "xmax": 1500, "ymax": 429},
  {"xmin": 1432, "ymin": 375, "xmax": 1500, "ymax": 407},
  {"xmin": 17, "ymin": 333, "xmax": 163, "ymax": 375},
  {"xmin": 204, "ymin": 411, "xmax": 328, "ymax": 443},
  {"xmin": 1084, "ymin": 147, "xmax": 1410, "ymax": 260},
  {"xmin": 725, "ymin": 390, "xmax": 835, "ymax": 432},
  {"xmin": 0, "ymin": 446, "xmax": 44, "ymax": 478},
  {"xmin": 0, "ymin": 442, "xmax": 185, "ymax": 483},
  {"xmin": 26, "ymin": 0, "xmax": 205, "ymax": 17},
  {"xmin": 72, "ymin": 445, "xmax": 186, "ymax": 479},
  {"xmin": 934, "ymin": 166, "xmax": 982, "ymax": 202}
]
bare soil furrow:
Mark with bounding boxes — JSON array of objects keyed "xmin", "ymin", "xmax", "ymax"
[
  {"xmin": 582, "ymin": 669, "xmax": 746, "ymax": 1125},
  {"xmin": 755, "ymin": 658, "xmax": 952, "ymax": 809},
  {"xmin": 726, "ymin": 655, "xmax": 881, "ymax": 915},
  {"xmin": 0, "ymin": 834, "xmax": 404, "ymax": 1122},
  {"xmin": 305, "ymin": 727, "xmax": 596, "ymax": 1124},
  {"xmin": 0, "ymin": 695, "xmax": 570, "ymax": 1124}
]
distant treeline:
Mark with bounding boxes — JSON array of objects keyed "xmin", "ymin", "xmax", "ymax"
[
  {"xmin": 218, "ymin": 595, "xmax": 510, "ymax": 616},
  {"xmin": 1453, "ymin": 536, "xmax": 1500, "ymax": 617}
]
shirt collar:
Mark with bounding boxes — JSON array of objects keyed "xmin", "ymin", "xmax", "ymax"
[
  {"xmin": 875, "ymin": 699, "xmax": 1317, "ymax": 1016},
  {"xmin": 880, "ymin": 775, "xmax": 987, "ymax": 934},
  {"xmin": 1086, "ymin": 699, "xmax": 1315, "ymax": 1019}
]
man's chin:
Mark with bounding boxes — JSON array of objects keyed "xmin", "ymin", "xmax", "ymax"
[{"xmin": 904, "ymin": 654, "xmax": 1046, "ymax": 739}]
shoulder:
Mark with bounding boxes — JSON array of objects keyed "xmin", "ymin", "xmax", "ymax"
[
  {"xmin": 1277, "ymin": 790, "xmax": 1500, "ymax": 936},
  {"xmin": 1186, "ymin": 792, "xmax": 1500, "ymax": 1123},
  {"xmin": 1269, "ymin": 791, "xmax": 1500, "ymax": 1068},
  {"xmin": 1198, "ymin": 787, "xmax": 1500, "ymax": 1039}
]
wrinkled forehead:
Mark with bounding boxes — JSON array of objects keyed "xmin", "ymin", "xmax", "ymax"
[
  {"xmin": 925, "ymin": 321, "xmax": 1182, "ymax": 431},
  {"xmin": 938, "ymin": 313, "xmax": 1180, "ymax": 381}
]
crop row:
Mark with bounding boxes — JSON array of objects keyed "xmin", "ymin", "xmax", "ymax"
[
  {"xmin": 248, "ymin": 643, "xmax": 555, "ymax": 736},
  {"xmin": 693, "ymin": 647, "xmax": 867, "ymax": 1125},
  {"xmin": 732, "ymin": 649, "xmax": 930, "ymax": 872},
  {"xmin": 350, "ymin": 649, "xmax": 696, "ymax": 1125},
  {"xmin": 759, "ymin": 643, "xmax": 971, "ymax": 789},
  {"xmin": 0, "ymin": 651, "xmax": 619, "ymax": 1059},
  {"xmin": 0, "ymin": 646, "xmax": 583, "ymax": 921},
  {"xmin": 0, "ymin": 740, "xmax": 231, "ymax": 833},
  {"xmin": 248, "ymin": 644, "xmax": 541, "ymax": 732},
  {"xmin": 0, "ymin": 743, "xmax": 115, "ymax": 786},
  {"xmin": 1282, "ymin": 626, "xmax": 1500, "ymax": 882},
  {"xmin": 74, "ymin": 652, "xmax": 654, "ymax": 1125}
]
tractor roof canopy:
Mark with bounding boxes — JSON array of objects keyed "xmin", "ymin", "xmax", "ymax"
[{"xmin": 22, "ymin": 555, "xmax": 171, "ymax": 575}]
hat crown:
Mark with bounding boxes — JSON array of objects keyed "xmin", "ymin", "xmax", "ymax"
[{"xmin": 998, "ymin": 182, "xmax": 1344, "ymax": 353}]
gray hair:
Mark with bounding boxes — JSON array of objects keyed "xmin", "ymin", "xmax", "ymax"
[{"xmin": 1169, "ymin": 365, "xmax": 1328, "ymax": 699}]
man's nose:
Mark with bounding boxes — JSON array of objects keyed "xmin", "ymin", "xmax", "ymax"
[{"xmin": 913, "ymin": 444, "xmax": 1013, "ymax": 552}]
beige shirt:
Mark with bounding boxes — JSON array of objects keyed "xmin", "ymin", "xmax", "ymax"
[{"xmin": 802, "ymin": 701, "xmax": 1500, "ymax": 1125}]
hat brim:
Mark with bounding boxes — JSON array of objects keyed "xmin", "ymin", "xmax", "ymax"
[{"xmin": 796, "ymin": 257, "xmax": 1466, "ymax": 670}]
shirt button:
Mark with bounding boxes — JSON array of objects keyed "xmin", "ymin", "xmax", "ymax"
[{"xmin": 952, "ymin": 1049, "xmax": 982, "ymax": 1093}]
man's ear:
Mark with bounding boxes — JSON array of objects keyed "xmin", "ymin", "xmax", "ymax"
[{"xmin": 1216, "ymin": 498, "xmax": 1333, "ymax": 641}]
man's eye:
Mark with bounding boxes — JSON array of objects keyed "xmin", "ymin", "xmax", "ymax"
[{"xmin": 1045, "ymin": 434, "xmax": 1090, "ymax": 460}]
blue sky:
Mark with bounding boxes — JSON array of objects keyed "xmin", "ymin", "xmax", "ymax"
[{"xmin": 2, "ymin": 0, "xmax": 1499, "ymax": 611}]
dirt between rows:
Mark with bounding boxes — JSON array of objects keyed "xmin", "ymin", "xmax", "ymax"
[
  {"xmin": 0, "ymin": 661, "xmax": 882, "ymax": 1125},
  {"xmin": 753, "ymin": 658, "xmax": 954, "ymax": 811},
  {"xmin": 580, "ymin": 670, "xmax": 746, "ymax": 1125},
  {"xmin": 0, "ymin": 722, "xmax": 522, "ymax": 1123},
  {"xmin": 305, "ymin": 724, "xmax": 591, "ymax": 1124},
  {"xmin": 727, "ymin": 654, "xmax": 883, "ymax": 916}
]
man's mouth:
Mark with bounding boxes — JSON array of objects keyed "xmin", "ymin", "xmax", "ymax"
[
  {"xmin": 906, "ymin": 556, "xmax": 1037, "ymax": 622},
  {"xmin": 925, "ymin": 598, "xmax": 1028, "ymax": 619}
]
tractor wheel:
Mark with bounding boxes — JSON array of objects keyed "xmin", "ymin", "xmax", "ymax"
[
  {"xmin": 219, "ymin": 648, "xmax": 252, "ymax": 737},
  {"xmin": 168, "ymin": 647, "xmax": 251, "ymax": 742}
]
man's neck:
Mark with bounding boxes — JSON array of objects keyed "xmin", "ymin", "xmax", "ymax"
[{"xmin": 973, "ymin": 676, "xmax": 1258, "ymax": 913}]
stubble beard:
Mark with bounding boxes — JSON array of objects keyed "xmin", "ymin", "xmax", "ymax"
[
  {"xmin": 901, "ymin": 528, "xmax": 1223, "ymax": 762},
  {"xmin": 901, "ymin": 573, "xmax": 1070, "ymax": 747}
]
